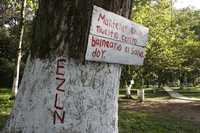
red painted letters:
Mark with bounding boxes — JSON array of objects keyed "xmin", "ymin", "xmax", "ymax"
[
  {"xmin": 53, "ymin": 110, "xmax": 65, "ymax": 124},
  {"xmin": 53, "ymin": 58, "xmax": 66, "ymax": 124},
  {"xmin": 56, "ymin": 78, "xmax": 65, "ymax": 92},
  {"xmin": 54, "ymin": 93, "xmax": 64, "ymax": 110},
  {"xmin": 56, "ymin": 59, "xmax": 65, "ymax": 76}
]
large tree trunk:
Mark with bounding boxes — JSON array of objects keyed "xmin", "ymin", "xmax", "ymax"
[{"xmin": 3, "ymin": 0, "xmax": 132, "ymax": 133}]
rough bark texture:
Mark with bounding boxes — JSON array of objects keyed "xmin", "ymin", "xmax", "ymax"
[
  {"xmin": 3, "ymin": 0, "xmax": 132, "ymax": 133},
  {"xmin": 31, "ymin": 0, "xmax": 93, "ymax": 59},
  {"xmin": 31, "ymin": 0, "xmax": 132, "ymax": 60}
]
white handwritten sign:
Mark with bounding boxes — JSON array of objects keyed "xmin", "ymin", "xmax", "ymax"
[{"xmin": 85, "ymin": 6, "xmax": 149, "ymax": 65}]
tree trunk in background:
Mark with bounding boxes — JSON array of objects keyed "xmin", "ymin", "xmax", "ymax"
[
  {"xmin": 137, "ymin": 89, "xmax": 144, "ymax": 102},
  {"xmin": 11, "ymin": 0, "xmax": 27, "ymax": 98},
  {"xmin": 4, "ymin": 0, "xmax": 132, "ymax": 133},
  {"xmin": 126, "ymin": 84, "xmax": 131, "ymax": 98}
]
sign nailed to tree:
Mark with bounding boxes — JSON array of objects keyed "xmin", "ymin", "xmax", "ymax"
[{"xmin": 85, "ymin": 6, "xmax": 149, "ymax": 65}]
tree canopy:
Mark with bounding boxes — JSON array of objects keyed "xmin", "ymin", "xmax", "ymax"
[
  {"xmin": 0, "ymin": 0, "xmax": 37, "ymax": 87},
  {"xmin": 121, "ymin": 0, "xmax": 200, "ymax": 88}
]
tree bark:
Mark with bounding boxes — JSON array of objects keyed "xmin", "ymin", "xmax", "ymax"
[
  {"xmin": 125, "ymin": 80, "xmax": 133, "ymax": 98},
  {"xmin": 137, "ymin": 89, "xmax": 144, "ymax": 102},
  {"xmin": 3, "ymin": 0, "xmax": 132, "ymax": 133},
  {"xmin": 126, "ymin": 84, "xmax": 131, "ymax": 98}
]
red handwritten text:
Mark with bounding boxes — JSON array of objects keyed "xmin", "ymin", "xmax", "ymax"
[
  {"xmin": 125, "ymin": 46, "xmax": 144, "ymax": 58},
  {"xmin": 91, "ymin": 36, "xmax": 122, "ymax": 51},
  {"xmin": 53, "ymin": 58, "xmax": 66, "ymax": 124}
]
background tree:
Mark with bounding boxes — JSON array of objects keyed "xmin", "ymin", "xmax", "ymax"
[
  {"xmin": 11, "ymin": 0, "xmax": 27, "ymax": 99},
  {"xmin": 0, "ymin": 0, "xmax": 37, "ymax": 88},
  {"xmin": 120, "ymin": 0, "xmax": 200, "ymax": 89}
]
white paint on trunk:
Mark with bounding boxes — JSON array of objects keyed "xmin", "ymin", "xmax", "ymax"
[
  {"xmin": 126, "ymin": 80, "xmax": 134, "ymax": 98},
  {"xmin": 126, "ymin": 84, "xmax": 132, "ymax": 97},
  {"xmin": 4, "ymin": 57, "xmax": 121, "ymax": 133},
  {"xmin": 12, "ymin": 50, "xmax": 22, "ymax": 96},
  {"xmin": 137, "ymin": 89, "xmax": 144, "ymax": 102}
]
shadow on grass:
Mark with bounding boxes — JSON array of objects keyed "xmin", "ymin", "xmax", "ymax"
[
  {"xmin": 119, "ymin": 110, "xmax": 200, "ymax": 133},
  {"xmin": 118, "ymin": 99, "xmax": 200, "ymax": 133},
  {"xmin": 0, "ymin": 114, "xmax": 9, "ymax": 129},
  {"xmin": 0, "ymin": 88, "xmax": 13, "ymax": 130}
]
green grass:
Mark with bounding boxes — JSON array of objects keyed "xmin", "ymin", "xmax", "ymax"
[
  {"xmin": 119, "ymin": 111, "xmax": 200, "ymax": 133},
  {"xmin": 119, "ymin": 87, "xmax": 200, "ymax": 133},
  {"xmin": 174, "ymin": 87, "xmax": 200, "ymax": 99},
  {"xmin": 180, "ymin": 92, "xmax": 200, "ymax": 99},
  {"xmin": 0, "ymin": 88, "xmax": 13, "ymax": 129},
  {"xmin": 1, "ymin": 88, "xmax": 200, "ymax": 132},
  {"xmin": 119, "ymin": 86, "xmax": 200, "ymax": 99},
  {"xmin": 119, "ymin": 88, "xmax": 170, "ymax": 100}
]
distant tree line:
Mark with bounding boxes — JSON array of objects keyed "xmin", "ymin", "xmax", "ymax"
[
  {"xmin": 0, "ymin": 0, "xmax": 37, "ymax": 87},
  {"xmin": 120, "ymin": 0, "xmax": 200, "ymax": 89}
]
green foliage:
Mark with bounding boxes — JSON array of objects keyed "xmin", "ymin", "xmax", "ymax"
[
  {"xmin": 121, "ymin": 0, "xmax": 200, "ymax": 88},
  {"xmin": 0, "ymin": 24, "xmax": 32, "ymax": 87},
  {"xmin": 0, "ymin": 0, "xmax": 36, "ymax": 87},
  {"xmin": 0, "ymin": 88, "xmax": 13, "ymax": 129},
  {"xmin": 27, "ymin": 0, "xmax": 38, "ymax": 11},
  {"xmin": 0, "ymin": 27, "xmax": 17, "ymax": 87}
]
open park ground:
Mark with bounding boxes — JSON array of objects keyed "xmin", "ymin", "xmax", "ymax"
[{"xmin": 1, "ymin": 87, "xmax": 200, "ymax": 133}]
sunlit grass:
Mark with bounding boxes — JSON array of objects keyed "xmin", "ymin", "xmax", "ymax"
[
  {"xmin": 174, "ymin": 87, "xmax": 200, "ymax": 99},
  {"xmin": 0, "ymin": 88, "xmax": 13, "ymax": 129}
]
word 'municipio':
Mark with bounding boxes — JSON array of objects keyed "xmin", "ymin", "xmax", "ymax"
[
  {"xmin": 53, "ymin": 58, "xmax": 66, "ymax": 125},
  {"xmin": 98, "ymin": 13, "xmax": 137, "ymax": 35}
]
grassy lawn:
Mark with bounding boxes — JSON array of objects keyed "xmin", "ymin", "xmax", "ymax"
[
  {"xmin": 0, "ymin": 88, "xmax": 13, "ymax": 129},
  {"xmin": 173, "ymin": 87, "xmax": 200, "ymax": 99},
  {"xmin": 119, "ymin": 87, "xmax": 200, "ymax": 133},
  {"xmin": 1, "ymin": 88, "xmax": 200, "ymax": 132},
  {"xmin": 119, "ymin": 110, "xmax": 200, "ymax": 133}
]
